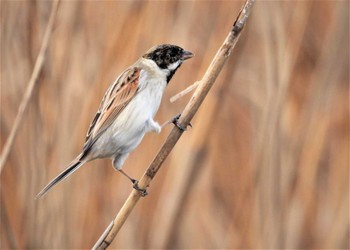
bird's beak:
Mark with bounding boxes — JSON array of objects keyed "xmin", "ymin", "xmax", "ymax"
[{"xmin": 182, "ymin": 50, "xmax": 194, "ymax": 60}]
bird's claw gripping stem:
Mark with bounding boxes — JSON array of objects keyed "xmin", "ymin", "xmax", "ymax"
[
  {"xmin": 132, "ymin": 180, "xmax": 148, "ymax": 197},
  {"xmin": 172, "ymin": 114, "xmax": 192, "ymax": 131}
]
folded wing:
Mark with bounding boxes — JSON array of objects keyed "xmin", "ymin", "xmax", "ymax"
[{"xmin": 83, "ymin": 67, "xmax": 141, "ymax": 155}]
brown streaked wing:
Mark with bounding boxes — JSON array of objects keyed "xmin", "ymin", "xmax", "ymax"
[
  {"xmin": 84, "ymin": 69, "xmax": 131, "ymax": 143},
  {"xmin": 85, "ymin": 111, "xmax": 100, "ymax": 143},
  {"xmin": 83, "ymin": 67, "xmax": 141, "ymax": 151}
]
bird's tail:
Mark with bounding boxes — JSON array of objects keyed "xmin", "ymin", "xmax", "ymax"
[{"xmin": 36, "ymin": 157, "xmax": 86, "ymax": 199}]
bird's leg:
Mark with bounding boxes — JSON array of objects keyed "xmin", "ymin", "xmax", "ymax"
[
  {"xmin": 118, "ymin": 169, "xmax": 148, "ymax": 197},
  {"xmin": 161, "ymin": 113, "xmax": 192, "ymax": 131},
  {"xmin": 118, "ymin": 169, "xmax": 137, "ymax": 183}
]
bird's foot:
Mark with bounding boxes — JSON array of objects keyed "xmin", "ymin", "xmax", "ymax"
[
  {"xmin": 132, "ymin": 180, "xmax": 148, "ymax": 197},
  {"xmin": 172, "ymin": 113, "xmax": 192, "ymax": 131}
]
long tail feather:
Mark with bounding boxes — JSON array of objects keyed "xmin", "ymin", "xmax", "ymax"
[{"xmin": 36, "ymin": 158, "xmax": 85, "ymax": 199}]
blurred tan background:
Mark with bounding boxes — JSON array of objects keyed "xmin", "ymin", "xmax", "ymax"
[{"xmin": 1, "ymin": 1, "xmax": 349, "ymax": 249}]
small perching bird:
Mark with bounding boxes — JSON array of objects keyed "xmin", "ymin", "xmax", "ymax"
[{"xmin": 36, "ymin": 44, "xmax": 193, "ymax": 198}]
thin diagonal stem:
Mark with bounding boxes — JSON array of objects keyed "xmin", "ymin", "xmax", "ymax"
[
  {"xmin": 0, "ymin": 0, "xmax": 60, "ymax": 174},
  {"xmin": 93, "ymin": 0, "xmax": 255, "ymax": 249}
]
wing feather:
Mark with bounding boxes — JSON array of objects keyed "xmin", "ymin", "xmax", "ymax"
[{"xmin": 83, "ymin": 67, "xmax": 141, "ymax": 152}]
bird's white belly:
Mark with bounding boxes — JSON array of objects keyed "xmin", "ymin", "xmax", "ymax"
[{"xmin": 91, "ymin": 78, "xmax": 166, "ymax": 159}]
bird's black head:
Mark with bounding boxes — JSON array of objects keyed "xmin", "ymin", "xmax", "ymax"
[{"xmin": 143, "ymin": 44, "xmax": 193, "ymax": 82}]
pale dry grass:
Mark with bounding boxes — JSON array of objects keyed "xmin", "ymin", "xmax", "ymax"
[{"xmin": 1, "ymin": 1, "xmax": 348, "ymax": 249}]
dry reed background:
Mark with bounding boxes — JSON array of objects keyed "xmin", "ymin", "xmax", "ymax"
[{"xmin": 0, "ymin": 1, "xmax": 349, "ymax": 249}]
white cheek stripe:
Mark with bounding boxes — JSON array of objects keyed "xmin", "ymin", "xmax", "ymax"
[{"xmin": 167, "ymin": 61, "xmax": 181, "ymax": 71}]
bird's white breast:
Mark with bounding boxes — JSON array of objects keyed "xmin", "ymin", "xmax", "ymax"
[{"xmin": 92, "ymin": 59, "xmax": 168, "ymax": 158}]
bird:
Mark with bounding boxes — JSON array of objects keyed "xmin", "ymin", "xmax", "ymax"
[{"xmin": 36, "ymin": 44, "xmax": 193, "ymax": 198}]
